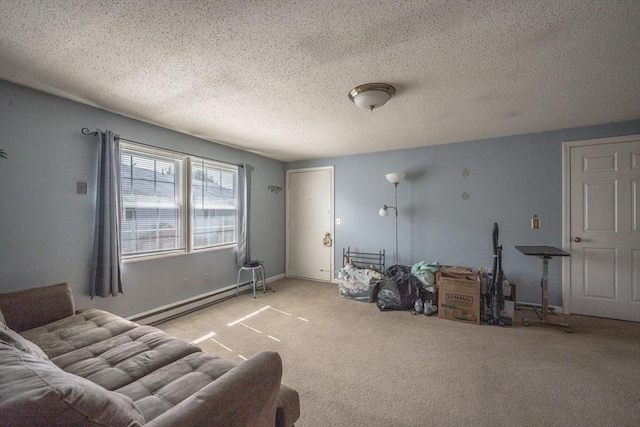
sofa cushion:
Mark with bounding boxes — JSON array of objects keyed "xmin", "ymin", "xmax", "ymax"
[
  {"xmin": 20, "ymin": 308, "xmax": 140, "ymax": 358},
  {"xmin": 142, "ymin": 351, "xmax": 284, "ymax": 427},
  {"xmin": 50, "ymin": 325, "xmax": 202, "ymax": 390},
  {"xmin": 0, "ymin": 321, "xmax": 49, "ymax": 360},
  {"xmin": 0, "ymin": 282, "xmax": 75, "ymax": 332},
  {"xmin": 0, "ymin": 342, "xmax": 145, "ymax": 427},
  {"xmin": 117, "ymin": 352, "xmax": 237, "ymax": 422}
]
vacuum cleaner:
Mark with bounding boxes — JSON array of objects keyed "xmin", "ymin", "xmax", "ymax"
[{"xmin": 484, "ymin": 223, "xmax": 512, "ymax": 326}]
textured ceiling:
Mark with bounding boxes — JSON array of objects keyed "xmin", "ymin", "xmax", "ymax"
[{"xmin": 1, "ymin": 1, "xmax": 639, "ymax": 162}]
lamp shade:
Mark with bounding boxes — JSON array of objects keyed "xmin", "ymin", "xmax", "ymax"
[
  {"xmin": 348, "ymin": 83, "xmax": 396, "ymax": 111},
  {"xmin": 352, "ymin": 90, "xmax": 391, "ymax": 110},
  {"xmin": 385, "ymin": 173, "xmax": 405, "ymax": 184},
  {"xmin": 379, "ymin": 206, "xmax": 389, "ymax": 217}
]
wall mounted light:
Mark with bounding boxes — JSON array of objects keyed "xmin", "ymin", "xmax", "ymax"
[
  {"xmin": 379, "ymin": 172, "xmax": 405, "ymax": 265},
  {"xmin": 348, "ymin": 83, "xmax": 396, "ymax": 111}
]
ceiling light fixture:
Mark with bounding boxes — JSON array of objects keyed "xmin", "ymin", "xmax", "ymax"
[{"xmin": 348, "ymin": 83, "xmax": 396, "ymax": 111}]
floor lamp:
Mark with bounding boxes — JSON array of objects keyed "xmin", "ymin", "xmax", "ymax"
[{"xmin": 379, "ymin": 172, "xmax": 405, "ymax": 265}]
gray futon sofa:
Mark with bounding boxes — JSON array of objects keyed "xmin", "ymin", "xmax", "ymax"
[{"xmin": 0, "ymin": 282, "xmax": 300, "ymax": 426}]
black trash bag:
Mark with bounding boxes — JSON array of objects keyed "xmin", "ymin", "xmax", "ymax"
[
  {"xmin": 385, "ymin": 264, "xmax": 412, "ymax": 277},
  {"xmin": 376, "ymin": 266, "xmax": 419, "ymax": 311}
]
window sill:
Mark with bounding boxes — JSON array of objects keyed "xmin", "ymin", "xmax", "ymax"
[
  {"xmin": 123, "ymin": 250, "xmax": 186, "ymax": 263},
  {"xmin": 191, "ymin": 243, "xmax": 237, "ymax": 254},
  {"xmin": 122, "ymin": 244, "xmax": 237, "ymax": 263}
]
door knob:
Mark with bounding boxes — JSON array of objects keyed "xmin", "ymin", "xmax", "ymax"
[{"xmin": 573, "ymin": 237, "xmax": 582, "ymax": 243}]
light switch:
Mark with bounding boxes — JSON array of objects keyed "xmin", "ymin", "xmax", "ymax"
[{"xmin": 336, "ymin": 217, "xmax": 341, "ymax": 225}]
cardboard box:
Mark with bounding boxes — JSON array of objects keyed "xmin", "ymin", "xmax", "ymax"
[
  {"xmin": 437, "ymin": 268, "xmax": 481, "ymax": 325},
  {"xmin": 435, "ymin": 266, "xmax": 477, "ymax": 290}
]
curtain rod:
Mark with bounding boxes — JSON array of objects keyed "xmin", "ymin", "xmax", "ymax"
[{"xmin": 81, "ymin": 128, "xmax": 246, "ymax": 168}]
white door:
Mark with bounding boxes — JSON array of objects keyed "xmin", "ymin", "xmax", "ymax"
[
  {"xmin": 566, "ymin": 136, "xmax": 640, "ymax": 322},
  {"xmin": 286, "ymin": 167, "xmax": 334, "ymax": 281}
]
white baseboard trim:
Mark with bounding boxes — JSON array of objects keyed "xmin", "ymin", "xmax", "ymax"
[
  {"xmin": 267, "ymin": 273, "xmax": 285, "ymax": 283},
  {"xmin": 128, "ymin": 273, "xmax": 283, "ymax": 325}
]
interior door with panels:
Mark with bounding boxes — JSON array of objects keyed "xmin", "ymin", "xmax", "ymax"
[{"xmin": 568, "ymin": 137, "xmax": 640, "ymax": 322}]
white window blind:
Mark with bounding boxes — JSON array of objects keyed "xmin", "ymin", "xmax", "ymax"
[
  {"xmin": 118, "ymin": 141, "xmax": 238, "ymax": 259},
  {"xmin": 120, "ymin": 143, "xmax": 185, "ymax": 257},
  {"xmin": 191, "ymin": 158, "xmax": 238, "ymax": 250}
]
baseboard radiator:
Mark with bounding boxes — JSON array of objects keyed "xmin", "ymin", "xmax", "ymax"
[
  {"xmin": 128, "ymin": 274, "xmax": 284, "ymax": 326},
  {"xmin": 127, "ymin": 275, "xmax": 560, "ymax": 325}
]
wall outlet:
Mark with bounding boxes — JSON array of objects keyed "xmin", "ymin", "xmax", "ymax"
[
  {"xmin": 77, "ymin": 181, "xmax": 88, "ymax": 195},
  {"xmin": 531, "ymin": 215, "xmax": 540, "ymax": 229}
]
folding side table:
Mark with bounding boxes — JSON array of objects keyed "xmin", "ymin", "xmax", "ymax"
[{"xmin": 515, "ymin": 246, "xmax": 571, "ymax": 333}]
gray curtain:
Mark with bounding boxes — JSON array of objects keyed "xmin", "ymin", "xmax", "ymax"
[
  {"xmin": 237, "ymin": 163, "xmax": 253, "ymax": 265},
  {"xmin": 90, "ymin": 130, "xmax": 123, "ymax": 298}
]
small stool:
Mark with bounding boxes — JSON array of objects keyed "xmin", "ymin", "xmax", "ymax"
[{"xmin": 236, "ymin": 261, "xmax": 266, "ymax": 298}]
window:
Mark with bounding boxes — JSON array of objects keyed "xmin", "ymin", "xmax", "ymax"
[
  {"xmin": 119, "ymin": 142, "xmax": 237, "ymax": 259},
  {"xmin": 120, "ymin": 144, "xmax": 185, "ymax": 257},
  {"xmin": 191, "ymin": 158, "xmax": 237, "ymax": 250}
]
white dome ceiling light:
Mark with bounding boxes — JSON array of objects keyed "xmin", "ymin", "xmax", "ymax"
[{"xmin": 348, "ymin": 83, "xmax": 396, "ymax": 111}]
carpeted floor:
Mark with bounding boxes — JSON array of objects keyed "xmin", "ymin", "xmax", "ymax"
[{"xmin": 157, "ymin": 278, "xmax": 640, "ymax": 427}]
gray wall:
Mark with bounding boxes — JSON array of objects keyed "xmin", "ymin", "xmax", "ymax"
[
  {"xmin": 0, "ymin": 81, "xmax": 285, "ymax": 317},
  {"xmin": 287, "ymin": 120, "xmax": 640, "ymax": 307},
  {"xmin": 2, "ymin": 79, "xmax": 638, "ymax": 313}
]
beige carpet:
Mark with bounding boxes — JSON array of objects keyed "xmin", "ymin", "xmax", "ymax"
[{"xmin": 157, "ymin": 278, "xmax": 640, "ymax": 427}]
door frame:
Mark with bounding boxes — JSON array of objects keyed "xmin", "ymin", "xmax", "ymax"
[
  {"xmin": 285, "ymin": 166, "xmax": 335, "ymax": 282},
  {"xmin": 561, "ymin": 133, "xmax": 640, "ymax": 315}
]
